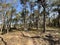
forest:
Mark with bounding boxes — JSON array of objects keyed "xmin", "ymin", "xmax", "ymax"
[{"xmin": 0, "ymin": 0, "xmax": 60, "ymax": 45}]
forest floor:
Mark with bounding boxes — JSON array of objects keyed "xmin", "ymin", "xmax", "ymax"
[
  {"xmin": 46, "ymin": 27, "xmax": 60, "ymax": 30},
  {"xmin": 0, "ymin": 29, "xmax": 60, "ymax": 45}
]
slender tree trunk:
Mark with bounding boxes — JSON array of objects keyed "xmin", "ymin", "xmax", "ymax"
[
  {"xmin": 49, "ymin": 18, "xmax": 50, "ymax": 26},
  {"xmin": 29, "ymin": 15, "xmax": 31, "ymax": 29},
  {"xmin": 57, "ymin": 17, "xmax": 60, "ymax": 27},
  {"xmin": 36, "ymin": 16, "xmax": 38, "ymax": 29},
  {"xmin": 43, "ymin": 7, "xmax": 46, "ymax": 33},
  {"xmin": 24, "ymin": 6, "xmax": 27, "ymax": 30},
  {"xmin": 54, "ymin": 15, "xmax": 56, "ymax": 27},
  {"xmin": 7, "ymin": 26, "xmax": 9, "ymax": 34},
  {"xmin": 37, "ymin": 15, "xmax": 39, "ymax": 30},
  {"xmin": 29, "ymin": 5, "xmax": 32, "ymax": 29},
  {"xmin": 23, "ymin": 11, "xmax": 25, "ymax": 29},
  {"xmin": 37, "ymin": 5, "xmax": 40, "ymax": 30},
  {"xmin": 10, "ymin": 14, "xmax": 12, "ymax": 29},
  {"xmin": 58, "ymin": 11, "xmax": 60, "ymax": 27},
  {"xmin": 58, "ymin": 6, "xmax": 60, "ymax": 27},
  {"xmin": 2, "ymin": 14, "xmax": 5, "ymax": 31}
]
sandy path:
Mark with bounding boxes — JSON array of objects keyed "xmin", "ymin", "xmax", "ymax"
[{"xmin": 0, "ymin": 31, "xmax": 60, "ymax": 45}]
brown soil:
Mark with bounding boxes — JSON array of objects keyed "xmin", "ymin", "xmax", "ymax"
[{"xmin": 0, "ymin": 31, "xmax": 60, "ymax": 45}]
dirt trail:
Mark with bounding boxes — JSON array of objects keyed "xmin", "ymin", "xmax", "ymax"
[{"xmin": 0, "ymin": 31, "xmax": 60, "ymax": 45}]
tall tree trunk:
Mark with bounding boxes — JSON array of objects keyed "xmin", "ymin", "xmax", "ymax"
[
  {"xmin": 2, "ymin": 15, "xmax": 5, "ymax": 30},
  {"xmin": 23, "ymin": 15, "xmax": 27, "ymax": 30},
  {"xmin": 29, "ymin": 15, "xmax": 31, "ymax": 29},
  {"xmin": 49, "ymin": 18, "xmax": 50, "ymax": 26},
  {"xmin": 43, "ymin": 7, "xmax": 46, "ymax": 33},
  {"xmin": 53, "ymin": 14, "xmax": 56, "ymax": 27},
  {"xmin": 37, "ymin": 15, "xmax": 39, "ymax": 30},
  {"xmin": 58, "ymin": 6, "xmax": 60, "ymax": 27},
  {"xmin": 2, "ymin": 14, "xmax": 5, "ymax": 34},
  {"xmin": 58, "ymin": 10, "xmax": 60, "ymax": 27},
  {"xmin": 33, "ymin": 13, "xmax": 34, "ymax": 28},
  {"xmin": 37, "ymin": 5, "xmax": 40, "ymax": 30}
]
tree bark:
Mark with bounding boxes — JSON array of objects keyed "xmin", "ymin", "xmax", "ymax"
[{"xmin": 43, "ymin": 7, "xmax": 46, "ymax": 33}]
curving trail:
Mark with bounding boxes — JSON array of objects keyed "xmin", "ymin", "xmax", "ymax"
[{"xmin": 0, "ymin": 31, "xmax": 60, "ymax": 45}]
